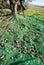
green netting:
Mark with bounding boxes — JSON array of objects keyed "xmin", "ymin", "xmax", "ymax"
[{"xmin": 0, "ymin": 14, "xmax": 44, "ymax": 65}]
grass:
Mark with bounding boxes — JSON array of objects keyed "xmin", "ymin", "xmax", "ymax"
[
  {"xmin": 1, "ymin": 5, "xmax": 44, "ymax": 19},
  {"xmin": 24, "ymin": 6, "xmax": 44, "ymax": 19}
]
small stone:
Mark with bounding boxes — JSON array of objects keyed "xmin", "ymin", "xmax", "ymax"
[
  {"xmin": 11, "ymin": 57, "xmax": 14, "ymax": 59},
  {"xmin": 27, "ymin": 48, "xmax": 31, "ymax": 54},
  {"xmin": 0, "ymin": 55, "xmax": 4, "ymax": 59},
  {"xmin": 12, "ymin": 48, "xmax": 16, "ymax": 52},
  {"xmin": 23, "ymin": 35, "xmax": 30, "ymax": 42},
  {"xmin": 16, "ymin": 39, "xmax": 21, "ymax": 44},
  {"xmin": 5, "ymin": 39, "xmax": 8, "ymax": 43},
  {"xmin": 1, "ymin": 41, "xmax": 4, "ymax": 45},
  {"xmin": 35, "ymin": 53, "xmax": 40, "ymax": 57},
  {"xmin": 23, "ymin": 50, "xmax": 28, "ymax": 54},
  {"xmin": 31, "ymin": 46, "xmax": 35, "ymax": 52},
  {"xmin": 35, "ymin": 53, "xmax": 44, "ymax": 60},
  {"xmin": 16, "ymin": 39, "xmax": 22, "ymax": 48}
]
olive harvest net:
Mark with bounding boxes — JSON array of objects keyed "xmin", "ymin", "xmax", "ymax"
[{"xmin": 0, "ymin": 14, "xmax": 44, "ymax": 65}]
